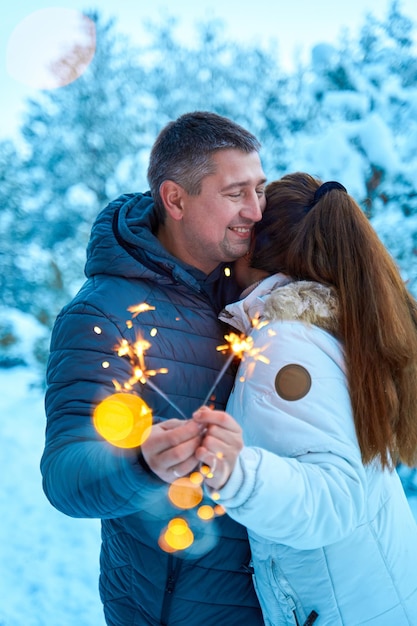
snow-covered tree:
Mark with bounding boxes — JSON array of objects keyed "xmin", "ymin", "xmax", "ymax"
[
  {"xmin": 282, "ymin": 1, "xmax": 417, "ymax": 293},
  {"xmin": 1, "ymin": 1, "xmax": 417, "ymax": 370},
  {"xmin": 1, "ymin": 13, "xmax": 151, "ymax": 332}
]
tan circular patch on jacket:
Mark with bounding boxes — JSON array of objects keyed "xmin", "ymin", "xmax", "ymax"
[{"xmin": 275, "ymin": 364, "xmax": 311, "ymax": 401}]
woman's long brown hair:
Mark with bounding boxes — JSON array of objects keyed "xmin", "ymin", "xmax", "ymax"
[{"xmin": 251, "ymin": 172, "xmax": 417, "ymax": 468}]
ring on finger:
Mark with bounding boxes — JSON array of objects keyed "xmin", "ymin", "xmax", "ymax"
[{"xmin": 208, "ymin": 457, "xmax": 217, "ymax": 477}]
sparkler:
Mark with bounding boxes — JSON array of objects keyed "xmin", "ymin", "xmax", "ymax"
[
  {"xmin": 115, "ymin": 337, "xmax": 187, "ymax": 419},
  {"xmin": 202, "ymin": 333, "xmax": 251, "ymax": 406},
  {"xmin": 95, "ymin": 303, "xmax": 270, "ymax": 553},
  {"xmin": 114, "ymin": 305, "xmax": 269, "ymax": 417},
  {"xmin": 202, "ymin": 330, "xmax": 270, "ymax": 406}
]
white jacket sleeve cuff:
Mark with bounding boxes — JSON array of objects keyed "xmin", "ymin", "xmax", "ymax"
[{"xmin": 209, "ymin": 446, "xmax": 261, "ymax": 507}]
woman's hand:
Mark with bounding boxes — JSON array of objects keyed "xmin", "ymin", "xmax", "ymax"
[{"xmin": 192, "ymin": 406, "xmax": 243, "ymax": 490}]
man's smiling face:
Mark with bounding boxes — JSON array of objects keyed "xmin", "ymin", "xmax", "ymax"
[{"xmin": 172, "ymin": 148, "xmax": 266, "ymax": 273}]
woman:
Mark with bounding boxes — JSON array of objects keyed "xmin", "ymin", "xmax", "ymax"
[{"xmin": 193, "ymin": 173, "xmax": 417, "ymax": 626}]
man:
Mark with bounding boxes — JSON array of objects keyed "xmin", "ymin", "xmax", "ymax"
[{"xmin": 41, "ymin": 111, "xmax": 266, "ymax": 625}]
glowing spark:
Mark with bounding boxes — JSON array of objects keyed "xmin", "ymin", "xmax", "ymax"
[
  {"xmin": 216, "ymin": 332, "xmax": 254, "ymax": 357},
  {"xmin": 115, "ymin": 335, "xmax": 187, "ymax": 419},
  {"xmin": 224, "ymin": 266, "xmax": 231, "ymax": 277},
  {"xmin": 116, "ymin": 338, "xmax": 160, "ymax": 383},
  {"xmin": 102, "ymin": 361, "xmax": 110, "ymax": 369},
  {"xmin": 203, "ymin": 326, "xmax": 269, "ymax": 405},
  {"xmin": 202, "ymin": 332, "xmax": 262, "ymax": 406},
  {"xmin": 127, "ymin": 302, "xmax": 156, "ymax": 317},
  {"xmin": 94, "ymin": 326, "xmax": 102, "ymax": 334},
  {"xmin": 150, "ymin": 328, "xmax": 158, "ymax": 337}
]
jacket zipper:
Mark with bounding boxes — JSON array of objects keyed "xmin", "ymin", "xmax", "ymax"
[
  {"xmin": 284, "ymin": 582, "xmax": 318, "ymax": 626},
  {"xmin": 160, "ymin": 554, "xmax": 182, "ymax": 625}
]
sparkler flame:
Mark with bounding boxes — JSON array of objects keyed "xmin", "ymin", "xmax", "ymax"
[
  {"xmin": 202, "ymin": 329, "xmax": 270, "ymax": 406},
  {"xmin": 127, "ymin": 303, "xmax": 156, "ymax": 317},
  {"xmin": 216, "ymin": 332, "xmax": 254, "ymax": 358},
  {"xmin": 115, "ymin": 337, "xmax": 186, "ymax": 419}
]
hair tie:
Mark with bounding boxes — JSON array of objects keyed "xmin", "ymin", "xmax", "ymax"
[{"xmin": 312, "ymin": 181, "xmax": 347, "ymax": 206}]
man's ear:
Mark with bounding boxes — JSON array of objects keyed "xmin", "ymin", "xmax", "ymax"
[{"xmin": 159, "ymin": 180, "xmax": 185, "ymax": 221}]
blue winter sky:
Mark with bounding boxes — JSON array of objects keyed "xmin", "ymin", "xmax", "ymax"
[{"xmin": 1, "ymin": 0, "xmax": 417, "ymax": 139}]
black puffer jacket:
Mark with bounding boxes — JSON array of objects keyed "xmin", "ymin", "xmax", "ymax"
[{"xmin": 41, "ymin": 192, "xmax": 263, "ymax": 625}]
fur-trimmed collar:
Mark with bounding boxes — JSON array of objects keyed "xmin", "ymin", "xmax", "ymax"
[
  {"xmin": 263, "ymin": 280, "xmax": 339, "ymax": 336},
  {"xmin": 220, "ymin": 275, "xmax": 339, "ymax": 336}
]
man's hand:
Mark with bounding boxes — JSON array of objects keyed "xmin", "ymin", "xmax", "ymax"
[
  {"xmin": 192, "ymin": 406, "xmax": 243, "ymax": 490},
  {"xmin": 141, "ymin": 418, "xmax": 203, "ymax": 483}
]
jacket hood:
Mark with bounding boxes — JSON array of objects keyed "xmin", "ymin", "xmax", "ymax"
[{"xmin": 84, "ymin": 192, "xmax": 229, "ymax": 295}]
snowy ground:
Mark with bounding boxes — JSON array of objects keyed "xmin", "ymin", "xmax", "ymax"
[
  {"xmin": 1, "ymin": 366, "xmax": 417, "ymax": 626},
  {"xmin": 1, "ymin": 368, "xmax": 103, "ymax": 626}
]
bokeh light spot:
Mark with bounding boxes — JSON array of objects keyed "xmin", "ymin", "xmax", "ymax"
[
  {"xmin": 93, "ymin": 392, "xmax": 152, "ymax": 448},
  {"xmin": 6, "ymin": 8, "xmax": 96, "ymax": 89},
  {"xmin": 159, "ymin": 518, "xmax": 194, "ymax": 551},
  {"xmin": 197, "ymin": 505, "xmax": 215, "ymax": 520},
  {"xmin": 158, "ymin": 532, "xmax": 176, "ymax": 553},
  {"xmin": 189, "ymin": 471, "xmax": 204, "ymax": 485},
  {"xmin": 168, "ymin": 477, "xmax": 203, "ymax": 509}
]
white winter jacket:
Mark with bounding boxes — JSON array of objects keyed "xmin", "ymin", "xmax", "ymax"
[{"xmin": 216, "ymin": 274, "xmax": 417, "ymax": 626}]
